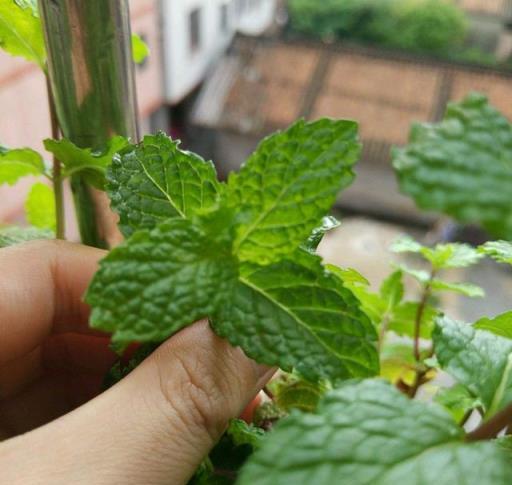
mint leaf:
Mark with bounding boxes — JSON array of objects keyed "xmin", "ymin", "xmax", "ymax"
[
  {"xmin": 25, "ymin": 182, "xmax": 55, "ymax": 231},
  {"xmin": 388, "ymin": 301, "xmax": 437, "ymax": 339},
  {"xmin": 474, "ymin": 311, "xmax": 512, "ymax": 339},
  {"xmin": 0, "ymin": 225, "xmax": 53, "ymax": 247},
  {"xmin": 212, "ymin": 249, "xmax": 379, "ymax": 383},
  {"xmin": 479, "ymin": 240, "xmax": 512, "ymax": 265},
  {"xmin": 302, "ymin": 215, "xmax": 340, "ymax": 252},
  {"xmin": 107, "ymin": 133, "xmax": 219, "ymax": 237},
  {"xmin": 85, "ymin": 217, "xmax": 238, "ymax": 349},
  {"xmin": 393, "ymin": 93, "xmax": 512, "ymax": 240},
  {"xmin": 228, "ymin": 119, "xmax": 360, "ymax": 264},
  {"xmin": 238, "ymin": 379, "xmax": 512, "ymax": 485},
  {"xmin": 44, "ymin": 136, "xmax": 128, "ymax": 189},
  {"xmin": 326, "ymin": 265, "xmax": 370, "ymax": 287},
  {"xmin": 131, "ymin": 33, "xmax": 150, "ymax": 64},
  {"xmin": 434, "ymin": 316, "xmax": 512, "ymax": 417},
  {"xmin": 391, "ymin": 235, "xmax": 482, "ymax": 270},
  {"xmin": 267, "ymin": 373, "xmax": 327, "ymax": 413},
  {"xmin": 435, "ymin": 383, "xmax": 483, "ymax": 423},
  {"xmin": 380, "ymin": 270, "xmax": 403, "ymax": 311},
  {"xmin": 226, "ymin": 419, "xmax": 265, "ymax": 449},
  {"xmin": 0, "ymin": 147, "xmax": 45, "ymax": 185},
  {"xmin": 380, "ymin": 343, "xmax": 417, "ymax": 385},
  {"xmin": 430, "ymin": 279, "xmax": 484, "ymax": 297},
  {"xmin": 0, "ymin": 0, "xmax": 45, "ymax": 68}
]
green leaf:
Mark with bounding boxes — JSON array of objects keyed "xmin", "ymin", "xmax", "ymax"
[
  {"xmin": 212, "ymin": 249, "xmax": 379, "ymax": 384},
  {"xmin": 0, "ymin": 147, "xmax": 45, "ymax": 185},
  {"xmin": 302, "ymin": 215, "xmax": 340, "ymax": 252},
  {"xmin": 434, "ymin": 316, "xmax": 512, "ymax": 417},
  {"xmin": 131, "ymin": 33, "xmax": 150, "ymax": 64},
  {"xmin": 379, "ymin": 270, "xmax": 403, "ymax": 311},
  {"xmin": 391, "ymin": 235, "xmax": 482, "ymax": 270},
  {"xmin": 392, "ymin": 93, "xmax": 512, "ymax": 240},
  {"xmin": 85, "ymin": 217, "xmax": 238, "ymax": 350},
  {"xmin": 0, "ymin": 0, "xmax": 46, "ymax": 69},
  {"xmin": 24, "ymin": 182, "xmax": 55, "ymax": 231},
  {"xmin": 44, "ymin": 136, "xmax": 129, "ymax": 189},
  {"xmin": 380, "ymin": 343, "xmax": 417, "ymax": 385},
  {"xmin": 0, "ymin": 225, "xmax": 53, "ymax": 247},
  {"xmin": 267, "ymin": 373, "xmax": 327, "ymax": 413},
  {"xmin": 434, "ymin": 384, "xmax": 482, "ymax": 423},
  {"xmin": 430, "ymin": 279, "xmax": 484, "ymax": 297},
  {"xmin": 326, "ymin": 265, "xmax": 370, "ymax": 287},
  {"xmin": 388, "ymin": 301, "xmax": 437, "ymax": 339},
  {"xmin": 226, "ymin": 419, "xmax": 265, "ymax": 449},
  {"xmin": 238, "ymin": 379, "xmax": 512, "ymax": 485},
  {"xmin": 228, "ymin": 119, "xmax": 360, "ymax": 264},
  {"xmin": 107, "ymin": 133, "xmax": 219, "ymax": 237},
  {"xmin": 396, "ymin": 263, "xmax": 430, "ymax": 285},
  {"xmin": 474, "ymin": 311, "xmax": 512, "ymax": 339},
  {"xmin": 479, "ymin": 240, "xmax": 512, "ymax": 265}
]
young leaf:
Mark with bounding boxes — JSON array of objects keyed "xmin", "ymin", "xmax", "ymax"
[
  {"xmin": 380, "ymin": 342, "xmax": 417, "ymax": 385},
  {"xmin": 435, "ymin": 383, "xmax": 483, "ymax": 423},
  {"xmin": 0, "ymin": 0, "xmax": 46, "ymax": 69},
  {"xmin": 228, "ymin": 119, "xmax": 360, "ymax": 264},
  {"xmin": 85, "ymin": 217, "xmax": 238, "ymax": 349},
  {"xmin": 25, "ymin": 182, "xmax": 55, "ymax": 231},
  {"xmin": 434, "ymin": 316, "xmax": 512, "ymax": 417},
  {"xmin": 479, "ymin": 240, "xmax": 512, "ymax": 265},
  {"xmin": 212, "ymin": 250, "xmax": 379, "ymax": 384},
  {"xmin": 226, "ymin": 419, "xmax": 265, "ymax": 449},
  {"xmin": 44, "ymin": 136, "xmax": 129, "ymax": 189},
  {"xmin": 238, "ymin": 379, "xmax": 512, "ymax": 485},
  {"xmin": 388, "ymin": 301, "xmax": 437, "ymax": 339},
  {"xmin": 393, "ymin": 93, "xmax": 512, "ymax": 240},
  {"xmin": 0, "ymin": 225, "xmax": 53, "ymax": 248},
  {"xmin": 131, "ymin": 33, "xmax": 150, "ymax": 64},
  {"xmin": 430, "ymin": 279, "xmax": 484, "ymax": 298},
  {"xmin": 0, "ymin": 147, "xmax": 45, "ymax": 185},
  {"xmin": 107, "ymin": 133, "xmax": 219, "ymax": 237},
  {"xmin": 379, "ymin": 270, "xmax": 403, "ymax": 311},
  {"xmin": 326, "ymin": 265, "xmax": 370, "ymax": 287},
  {"xmin": 267, "ymin": 373, "xmax": 327, "ymax": 413},
  {"xmin": 474, "ymin": 311, "xmax": 512, "ymax": 339},
  {"xmin": 391, "ymin": 235, "xmax": 482, "ymax": 270}
]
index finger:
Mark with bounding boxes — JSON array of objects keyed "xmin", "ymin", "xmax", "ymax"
[{"xmin": 0, "ymin": 240, "xmax": 106, "ymax": 365}]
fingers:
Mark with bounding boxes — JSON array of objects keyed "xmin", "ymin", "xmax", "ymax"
[
  {"xmin": 0, "ymin": 240, "xmax": 105, "ymax": 365},
  {"xmin": 0, "ymin": 321, "xmax": 274, "ymax": 485}
]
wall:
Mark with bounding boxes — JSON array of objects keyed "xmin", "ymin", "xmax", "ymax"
[
  {"xmin": 161, "ymin": 0, "xmax": 276, "ymax": 104},
  {"xmin": 0, "ymin": 0, "xmax": 164, "ymax": 225}
]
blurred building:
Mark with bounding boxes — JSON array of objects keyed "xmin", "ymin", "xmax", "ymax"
[
  {"xmin": 0, "ymin": 0, "xmax": 277, "ymax": 224},
  {"xmin": 191, "ymin": 36, "xmax": 512, "ymax": 225}
]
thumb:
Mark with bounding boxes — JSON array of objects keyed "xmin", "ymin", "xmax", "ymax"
[{"xmin": 0, "ymin": 321, "xmax": 273, "ymax": 485}]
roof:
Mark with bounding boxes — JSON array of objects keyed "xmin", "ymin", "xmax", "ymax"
[
  {"xmin": 193, "ymin": 37, "xmax": 512, "ymax": 152},
  {"xmin": 191, "ymin": 37, "xmax": 512, "ymax": 225}
]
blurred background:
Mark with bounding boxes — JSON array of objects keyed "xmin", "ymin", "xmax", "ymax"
[{"xmin": 2, "ymin": 0, "xmax": 512, "ymax": 321}]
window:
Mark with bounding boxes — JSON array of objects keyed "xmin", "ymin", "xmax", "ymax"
[
  {"xmin": 189, "ymin": 8, "xmax": 201, "ymax": 53},
  {"xmin": 220, "ymin": 3, "xmax": 229, "ymax": 33}
]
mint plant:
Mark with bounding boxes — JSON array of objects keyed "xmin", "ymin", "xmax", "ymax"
[
  {"xmin": 392, "ymin": 93, "xmax": 512, "ymax": 240},
  {"xmin": 85, "ymin": 121, "xmax": 379, "ymax": 383},
  {"xmin": 2, "ymin": 1, "xmax": 512, "ymax": 483}
]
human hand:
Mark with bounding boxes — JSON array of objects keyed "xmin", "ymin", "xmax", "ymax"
[{"xmin": 0, "ymin": 240, "xmax": 272, "ymax": 484}]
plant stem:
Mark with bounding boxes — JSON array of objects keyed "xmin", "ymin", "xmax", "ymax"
[
  {"xmin": 378, "ymin": 314, "xmax": 391, "ymax": 352},
  {"xmin": 413, "ymin": 269, "xmax": 436, "ymax": 362},
  {"xmin": 466, "ymin": 402, "xmax": 512, "ymax": 441},
  {"xmin": 46, "ymin": 78, "xmax": 65, "ymax": 239}
]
